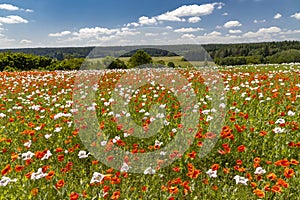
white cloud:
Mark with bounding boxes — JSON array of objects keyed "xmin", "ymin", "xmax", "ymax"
[
  {"xmin": 206, "ymin": 31, "xmax": 222, "ymax": 36},
  {"xmin": 229, "ymin": 29, "xmax": 242, "ymax": 34},
  {"xmin": 181, "ymin": 34, "xmax": 196, "ymax": 39},
  {"xmin": 0, "ymin": 15, "xmax": 28, "ymax": 24},
  {"xmin": 156, "ymin": 13, "xmax": 184, "ymax": 22},
  {"xmin": 49, "ymin": 31, "xmax": 71, "ymax": 37},
  {"xmin": 20, "ymin": 39, "xmax": 32, "ymax": 44},
  {"xmin": 174, "ymin": 27, "xmax": 203, "ymax": 33},
  {"xmin": 165, "ymin": 26, "xmax": 173, "ymax": 29},
  {"xmin": 139, "ymin": 16, "xmax": 157, "ymax": 25},
  {"xmin": 224, "ymin": 20, "xmax": 242, "ymax": 28},
  {"xmin": 164, "ymin": 3, "xmax": 224, "ymax": 18},
  {"xmin": 222, "ymin": 12, "xmax": 228, "ymax": 16},
  {"xmin": 253, "ymin": 19, "xmax": 266, "ymax": 23},
  {"xmin": 291, "ymin": 12, "xmax": 300, "ymax": 20},
  {"xmin": 126, "ymin": 22, "xmax": 139, "ymax": 27},
  {"xmin": 115, "ymin": 30, "xmax": 140, "ymax": 36},
  {"xmin": 274, "ymin": 13, "xmax": 282, "ymax": 19},
  {"xmin": 188, "ymin": 16, "xmax": 201, "ymax": 23},
  {"xmin": 0, "ymin": 4, "xmax": 19, "ymax": 11},
  {"xmin": 73, "ymin": 27, "xmax": 119, "ymax": 38},
  {"xmin": 0, "ymin": 4, "xmax": 33, "ymax": 12},
  {"xmin": 138, "ymin": 3, "xmax": 224, "ymax": 24},
  {"xmin": 243, "ymin": 26, "xmax": 281, "ymax": 37}
]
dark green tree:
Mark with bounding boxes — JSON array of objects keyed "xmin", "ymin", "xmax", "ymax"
[
  {"xmin": 107, "ymin": 58, "xmax": 127, "ymax": 69},
  {"xmin": 128, "ymin": 50, "xmax": 152, "ymax": 68}
]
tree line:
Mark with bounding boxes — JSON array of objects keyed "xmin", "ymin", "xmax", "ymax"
[{"xmin": 1, "ymin": 41, "xmax": 300, "ymax": 71}]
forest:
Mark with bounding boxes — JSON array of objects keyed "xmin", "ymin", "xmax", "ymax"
[{"xmin": 0, "ymin": 40, "xmax": 300, "ymax": 71}]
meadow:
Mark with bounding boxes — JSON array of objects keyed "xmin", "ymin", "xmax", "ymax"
[{"xmin": 0, "ymin": 64, "xmax": 299, "ymax": 199}]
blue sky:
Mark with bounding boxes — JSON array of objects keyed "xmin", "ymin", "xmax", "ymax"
[{"xmin": 0, "ymin": 0, "xmax": 299, "ymax": 48}]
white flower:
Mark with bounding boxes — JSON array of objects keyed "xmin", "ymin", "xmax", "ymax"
[
  {"xmin": 287, "ymin": 110, "xmax": 295, "ymax": 116},
  {"xmin": 155, "ymin": 140, "xmax": 163, "ymax": 147},
  {"xmin": 206, "ymin": 169, "xmax": 217, "ymax": 178},
  {"xmin": 24, "ymin": 140, "xmax": 32, "ymax": 148},
  {"xmin": 273, "ymin": 127, "xmax": 285, "ymax": 133},
  {"xmin": 45, "ymin": 134, "xmax": 52, "ymax": 139},
  {"xmin": 160, "ymin": 151, "xmax": 166, "ymax": 156},
  {"xmin": 90, "ymin": 172, "xmax": 105, "ymax": 184},
  {"xmin": 21, "ymin": 151, "xmax": 35, "ymax": 160},
  {"xmin": 101, "ymin": 141, "xmax": 107, "ymax": 146},
  {"xmin": 233, "ymin": 175, "xmax": 248, "ymax": 185},
  {"xmin": 78, "ymin": 150, "xmax": 90, "ymax": 158},
  {"xmin": 112, "ymin": 136, "xmax": 120, "ymax": 143},
  {"xmin": 0, "ymin": 113, "xmax": 6, "ymax": 118},
  {"xmin": 254, "ymin": 167, "xmax": 266, "ymax": 175},
  {"xmin": 54, "ymin": 127, "xmax": 62, "ymax": 132},
  {"xmin": 275, "ymin": 118, "xmax": 285, "ymax": 124},
  {"xmin": 41, "ymin": 150, "xmax": 52, "ymax": 160},
  {"xmin": 172, "ymin": 128, "xmax": 177, "ymax": 133},
  {"xmin": 0, "ymin": 176, "xmax": 17, "ymax": 187},
  {"xmin": 144, "ymin": 167, "xmax": 156, "ymax": 175},
  {"xmin": 120, "ymin": 162, "xmax": 130, "ymax": 172},
  {"xmin": 31, "ymin": 168, "xmax": 47, "ymax": 180}
]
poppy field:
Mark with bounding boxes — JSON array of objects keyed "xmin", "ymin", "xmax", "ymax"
[{"xmin": 0, "ymin": 64, "xmax": 299, "ymax": 199}]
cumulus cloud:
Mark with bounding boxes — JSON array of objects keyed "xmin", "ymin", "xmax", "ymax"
[
  {"xmin": 0, "ymin": 3, "xmax": 33, "ymax": 12},
  {"xmin": 0, "ymin": 15, "xmax": 28, "ymax": 24},
  {"xmin": 188, "ymin": 16, "xmax": 201, "ymax": 23},
  {"xmin": 223, "ymin": 20, "xmax": 242, "ymax": 28},
  {"xmin": 137, "ymin": 3, "xmax": 224, "ymax": 25},
  {"xmin": 229, "ymin": 29, "xmax": 242, "ymax": 34},
  {"xmin": 174, "ymin": 27, "xmax": 203, "ymax": 33},
  {"xmin": 291, "ymin": 12, "xmax": 300, "ymax": 20},
  {"xmin": 181, "ymin": 34, "xmax": 196, "ymax": 39},
  {"xmin": 0, "ymin": 4, "xmax": 19, "ymax": 11},
  {"xmin": 73, "ymin": 27, "xmax": 119, "ymax": 38},
  {"xmin": 138, "ymin": 16, "xmax": 157, "ymax": 25},
  {"xmin": 49, "ymin": 31, "xmax": 71, "ymax": 37},
  {"xmin": 274, "ymin": 13, "xmax": 282, "ymax": 19},
  {"xmin": 243, "ymin": 26, "xmax": 281, "ymax": 37},
  {"xmin": 206, "ymin": 31, "xmax": 222, "ymax": 36},
  {"xmin": 222, "ymin": 12, "xmax": 228, "ymax": 16}
]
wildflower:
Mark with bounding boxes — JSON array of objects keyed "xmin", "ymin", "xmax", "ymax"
[
  {"xmin": 1, "ymin": 164, "xmax": 12, "ymax": 176},
  {"xmin": 78, "ymin": 150, "xmax": 90, "ymax": 158},
  {"xmin": 206, "ymin": 169, "xmax": 217, "ymax": 178},
  {"xmin": 284, "ymin": 168, "xmax": 294, "ymax": 178},
  {"xmin": 22, "ymin": 151, "xmax": 35, "ymax": 160},
  {"xmin": 55, "ymin": 179, "xmax": 65, "ymax": 189},
  {"xmin": 233, "ymin": 175, "xmax": 248, "ymax": 185},
  {"xmin": 90, "ymin": 172, "xmax": 106, "ymax": 184},
  {"xmin": 70, "ymin": 192, "xmax": 79, "ymax": 200},
  {"xmin": 24, "ymin": 140, "xmax": 32, "ymax": 148},
  {"xmin": 41, "ymin": 150, "xmax": 52, "ymax": 160},
  {"xmin": 31, "ymin": 168, "xmax": 47, "ymax": 180},
  {"xmin": 254, "ymin": 167, "xmax": 266, "ymax": 175},
  {"xmin": 0, "ymin": 176, "xmax": 17, "ymax": 187},
  {"xmin": 273, "ymin": 127, "xmax": 285, "ymax": 133},
  {"xmin": 120, "ymin": 163, "xmax": 130, "ymax": 173},
  {"xmin": 144, "ymin": 167, "xmax": 156, "ymax": 175},
  {"xmin": 253, "ymin": 189, "xmax": 265, "ymax": 198},
  {"xmin": 275, "ymin": 119, "xmax": 285, "ymax": 124}
]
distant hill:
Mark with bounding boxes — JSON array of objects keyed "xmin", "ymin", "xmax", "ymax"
[{"xmin": 1, "ymin": 40, "xmax": 300, "ymax": 65}]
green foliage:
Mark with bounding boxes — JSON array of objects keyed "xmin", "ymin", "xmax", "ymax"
[
  {"xmin": 266, "ymin": 49, "xmax": 300, "ymax": 63},
  {"xmin": 0, "ymin": 52, "xmax": 54, "ymax": 71},
  {"xmin": 107, "ymin": 58, "xmax": 127, "ymax": 69},
  {"xmin": 167, "ymin": 61, "xmax": 176, "ymax": 68},
  {"xmin": 128, "ymin": 50, "xmax": 153, "ymax": 68},
  {"xmin": 156, "ymin": 60, "xmax": 166, "ymax": 66}
]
